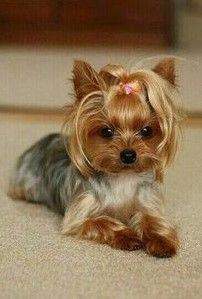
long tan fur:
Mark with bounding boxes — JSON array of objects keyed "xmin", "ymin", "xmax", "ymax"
[{"xmin": 61, "ymin": 58, "xmax": 183, "ymax": 257}]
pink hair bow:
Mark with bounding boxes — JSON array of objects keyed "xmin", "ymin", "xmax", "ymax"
[
  {"xmin": 122, "ymin": 81, "xmax": 141, "ymax": 95},
  {"xmin": 124, "ymin": 84, "xmax": 134, "ymax": 95}
]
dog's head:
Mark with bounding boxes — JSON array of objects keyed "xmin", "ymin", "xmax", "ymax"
[{"xmin": 64, "ymin": 59, "xmax": 183, "ymax": 178}]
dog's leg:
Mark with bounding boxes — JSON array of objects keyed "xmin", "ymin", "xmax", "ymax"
[
  {"xmin": 62, "ymin": 192, "xmax": 142, "ymax": 250},
  {"xmin": 130, "ymin": 211, "xmax": 178, "ymax": 257},
  {"xmin": 78, "ymin": 215, "xmax": 142, "ymax": 250},
  {"xmin": 128, "ymin": 184, "xmax": 178, "ymax": 258}
]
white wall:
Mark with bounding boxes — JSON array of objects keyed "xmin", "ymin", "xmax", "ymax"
[{"xmin": 0, "ymin": 47, "xmax": 201, "ymax": 112}]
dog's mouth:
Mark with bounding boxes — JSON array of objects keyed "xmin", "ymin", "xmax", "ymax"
[
  {"xmin": 104, "ymin": 163, "xmax": 138, "ymax": 175},
  {"xmin": 93, "ymin": 156, "xmax": 144, "ymax": 175}
]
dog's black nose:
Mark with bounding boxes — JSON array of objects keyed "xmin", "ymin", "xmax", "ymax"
[{"xmin": 120, "ymin": 149, "xmax": 136, "ymax": 164}]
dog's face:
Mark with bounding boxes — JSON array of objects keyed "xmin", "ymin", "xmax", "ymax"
[
  {"xmin": 84, "ymin": 82, "xmax": 162, "ymax": 175},
  {"xmin": 65, "ymin": 59, "xmax": 182, "ymax": 177}
]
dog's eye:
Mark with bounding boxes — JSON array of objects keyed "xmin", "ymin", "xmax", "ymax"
[
  {"xmin": 101, "ymin": 127, "xmax": 114, "ymax": 138},
  {"xmin": 140, "ymin": 126, "xmax": 153, "ymax": 138}
]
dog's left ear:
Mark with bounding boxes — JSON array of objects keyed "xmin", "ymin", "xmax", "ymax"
[
  {"xmin": 73, "ymin": 60, "xmax": 101, "ymax": 101},
  {"xmin": 152, "ymin": 58, "xmax": 175, "ymax": 85}
]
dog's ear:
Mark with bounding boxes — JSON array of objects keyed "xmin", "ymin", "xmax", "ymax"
[
  {"xmin": 152, "ymin": 58, "xmax": 175, "ymax": 85},
  {"xmin": 73, "ymin": 60, "xmax": 101, "ymax": 101}
]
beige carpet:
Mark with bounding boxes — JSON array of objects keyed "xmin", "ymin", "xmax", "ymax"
[{"xmin": 0, "ymin": 119, "xmax": 202, "ymax": 299}]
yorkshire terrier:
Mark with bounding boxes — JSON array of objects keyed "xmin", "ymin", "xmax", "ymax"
[{"xmin": 9, "ymin": 58, "xmax": 183, "ymax": 258}]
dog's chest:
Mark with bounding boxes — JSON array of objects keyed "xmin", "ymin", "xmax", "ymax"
[
  {"xmin": 90, "ymin": 172, "xmax": 154, "ymax": 207},
  {"xmin": 98, "ymin": 173, "xmax": 152, "ymax": 208},
  {"xmin": 88, "ymin": 172, "xmax": 154, "ymax": 222},
  {"xmin": 106, "ymin": 175, "xmax": 138, "ymax": 204}
]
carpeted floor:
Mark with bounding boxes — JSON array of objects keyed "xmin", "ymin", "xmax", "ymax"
[{"xmin": 0, "ymin": 119, "xmax": 201, "ymax": 299}]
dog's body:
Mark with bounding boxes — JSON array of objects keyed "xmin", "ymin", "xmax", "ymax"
[
  {"xmin": 10, "ymin": 132, "xmax": 161, "ymax": 217},
  {"xmin": 9, "ymin": 58, "xmax": 183, "ymax": 257}
]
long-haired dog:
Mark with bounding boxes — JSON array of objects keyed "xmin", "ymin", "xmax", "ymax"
[{"xmin": 9, "ymin": 58, "xmax": 183, "ymax": 257}]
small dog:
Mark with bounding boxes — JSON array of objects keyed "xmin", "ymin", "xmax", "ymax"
[{"xmin": 9, "ymin": 58, "xmax": 183, "ymax": 257}]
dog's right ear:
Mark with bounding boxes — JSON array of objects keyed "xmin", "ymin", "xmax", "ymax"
[
  {"xmin": 152, "ymin": 58, "xmax": 176, "ymax": 85},
  {"xmin": 73, "ymin": 60, "xmax": 101, "ymax": 101}
]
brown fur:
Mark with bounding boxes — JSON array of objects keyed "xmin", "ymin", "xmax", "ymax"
[
  {"xmin": 63, "ymin": 59, "xmax": 183, "ymax": 178},
  {"xmin": 153, "ymin": 58, "xmax": 176, "ymax": 85},
  {"xmin": 132, "ymin": 212, "xmax": 179, "ymax": 257},
  {"xmin": 8, "ymin": 186, "xmax": 26, "ymax": 201},
  {"xmin": 79, "ymin": 216, "xmax": 142, "ymax": 250}
]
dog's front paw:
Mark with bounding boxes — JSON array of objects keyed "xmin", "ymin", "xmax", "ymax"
[
  {"xmin": 112, "ymin": 228, "xmax": 142, "ymax": 251},
  {"xmin": 139, "ymin": 214, "xmax": 179, "ymax": 258},
  {"xmin": 145, "ymin": 237, "xmax": 178, "ymax": 258}
]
